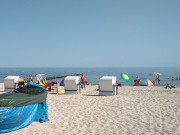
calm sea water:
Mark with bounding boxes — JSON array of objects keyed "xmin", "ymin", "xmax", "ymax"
[{"xmin": 0, "ymin": 67, "xmax": 180, "ymax": 87}]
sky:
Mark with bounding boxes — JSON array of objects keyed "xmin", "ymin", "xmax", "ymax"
[{"xmin": 0, "ymin": 0, "xmax": 180, "ymax": 68}]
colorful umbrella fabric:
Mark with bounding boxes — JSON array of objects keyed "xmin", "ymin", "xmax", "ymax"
[
  {"xmin": 149, "ymin": 72, "xmax": 161, "ymax": 76},
  {"xmin": 120, "ymin": 73, "xmax": 130, "ymax": 82}
]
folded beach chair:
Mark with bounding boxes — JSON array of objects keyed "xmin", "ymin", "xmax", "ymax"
[
  {"xmin": 64, "ymin": 76, "xmax": 81, "ymax": 94},
  {"xmin": 99, "ymin": 76, "xmax": 117, "ymax": 96}
]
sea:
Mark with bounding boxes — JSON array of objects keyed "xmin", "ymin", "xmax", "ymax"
[{"xmin": 0, "ymin": 67, "xmax": 180, "ymax": 87}]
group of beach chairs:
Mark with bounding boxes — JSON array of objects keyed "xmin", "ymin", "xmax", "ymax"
[
  {"xmin": 63, "ymin": 76, "xmax": 118, "ymax": 96},
  {"xmin": 4, "ymin": 75, "xmax": 119, "ymax": 96}
]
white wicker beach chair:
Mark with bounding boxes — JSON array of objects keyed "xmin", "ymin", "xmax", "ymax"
[
  {"xmin": 99, "ymin": 76, "xmax": 117, "ymax": 96},
  {"xmin": 64, "ymin": 76, "xmax": 81, "ymax": 94},
  {"xmin": 4, "ymin": 76, "xmax": 19, "ymax": 92}
]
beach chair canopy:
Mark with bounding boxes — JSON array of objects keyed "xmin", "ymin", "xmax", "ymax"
[
  {"xmin": 0, "ymin": 83, "xmax": 47, "ymax": 107},
  {"xmin": 64, "ymin": 76, "xmax": 81, "ymax": 91},
  {"xmin": 4, "ymin": 76, "xmax": 20, "ymax": 89},
  {"xmin": 134, "ymin": 78, "xmax": 154, "ymax": 86},
  {"xmin": 99, "ymin": 76, "xmax": 117, "ymax": 92}
]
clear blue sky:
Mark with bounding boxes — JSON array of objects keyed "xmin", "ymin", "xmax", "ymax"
[{"xmin": 0, "ymin": 0, "xmax": 180, "ymax": 67}]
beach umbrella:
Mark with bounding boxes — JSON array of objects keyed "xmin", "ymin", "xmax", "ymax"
[
  {"xmin": 149, "ymin": 72, "xmax": 161, "ymax": 76},
  {"xmin": 120, "ymin": 73, "xmax": 130, "ymax": 82}
]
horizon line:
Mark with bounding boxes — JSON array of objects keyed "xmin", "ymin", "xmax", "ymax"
[{"xmin": 0, "ymin": 66, "xmax": 180, "ymax": 68}]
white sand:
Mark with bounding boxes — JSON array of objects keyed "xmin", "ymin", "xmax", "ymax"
[{"xmin": 0, "ymin": 83, "xmax": 180, "ymax": 134}]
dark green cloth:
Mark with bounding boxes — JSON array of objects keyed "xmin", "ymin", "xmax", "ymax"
[{"xmin": 0, "ymin": 87, "xmax": 48, "ymax": 107}]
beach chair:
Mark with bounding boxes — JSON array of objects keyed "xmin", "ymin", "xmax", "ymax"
[
  {"xmin": 4, "ymin": 76, "xmax": 19, "ymax": 92},
  {"xmin": 99, "ymin": 76, "xmax": 117, "ymax": 96},
  {"xmin": 64, "ymin": 76, "xmax": 81, "ymax": 94},
  {"xmin": 33, "ymin": 74, "xmax": 47, "ymax": 85}
]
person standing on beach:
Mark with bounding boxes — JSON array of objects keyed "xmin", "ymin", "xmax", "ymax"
[
  {"xmin": 29, "ymin": 75, "xmax": 32, "ymax": 82},
  {"xmin": 81, "ymin": 74, "xmax": 86, "ymax": 88},
  {"xmin": 116, "ymin": 81, "xmax": 118, "ymax": 95},
  {"xmin": 155, "ymin": 74, "xmax": 160, "ymax": 86}
]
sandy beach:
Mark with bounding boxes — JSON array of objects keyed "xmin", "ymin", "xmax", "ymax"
[{"xmin": 0, "ymin": 83, "xmax": 180, "ymax": 135}]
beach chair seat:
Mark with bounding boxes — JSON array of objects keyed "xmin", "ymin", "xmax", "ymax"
[
  {"xmin": 64, "ymin": 76, "xmax": 81, "ymax": 94},
  {"xmin": 99, "ymin": 76, "xmax": 117, "ymax": 96}
]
